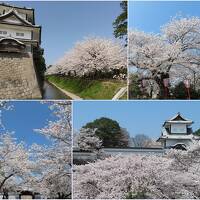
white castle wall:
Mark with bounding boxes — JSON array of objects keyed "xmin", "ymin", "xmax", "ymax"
[
  {"xmin": 0, "ymin": 26, "xmax": 31, "ymax": 40},
  {"xmin": 171, "ymin": 124, "xmax": 187, "ymax": 134},
  {"xmin": 166, "ymin": 139, "xmax": 193, "ymax": 147}
]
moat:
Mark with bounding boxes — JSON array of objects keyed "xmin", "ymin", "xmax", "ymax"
[{"xmin": 42, "ymin": 81, "xmax": 71, "ymax": 99}]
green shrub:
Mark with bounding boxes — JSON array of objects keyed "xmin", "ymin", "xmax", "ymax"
[
  {"xmin": 171, "ymin": 82, "xmax": 200, "ymax": 99},
  {"xmin": 126, "ymin": 191, "xmax": 148, "ymax": 199}
]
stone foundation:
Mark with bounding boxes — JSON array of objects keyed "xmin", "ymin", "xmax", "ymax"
[{"xmin": 0, "ymin": 52, "xmax": 42, "ymax": 99}]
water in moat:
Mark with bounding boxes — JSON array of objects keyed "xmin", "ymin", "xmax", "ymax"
[{"xmin": 42, "ymin": 81, "xmax": 71, "ymax": 99}]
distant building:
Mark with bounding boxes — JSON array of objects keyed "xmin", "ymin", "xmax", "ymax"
[{"xmin": 157, "ymin": 112, "xmax": 199, "ymax": 150}]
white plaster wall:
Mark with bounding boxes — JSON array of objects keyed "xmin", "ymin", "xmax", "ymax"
[
  {"xmin": 0, "ymin": 27, "xmax": 31, "ymax": 39},
  {"xmin": 171, "ymin": 124, "xmax": 187, "ymax": 133},
  {"xmin": 20, "ymin": 195, "xmax": 33, "ymax": 199},
  {"xmin": 3, "ymin": 18, "xmax": 22, "ymax": 25},
  {"xmin": 0, "ymin": 194, "xmax": 18, "ymax": 199},
  {"xmin": 166, "ymin": 139, "xmax": 192, "ymax": 147},
  {"xmin": 103, "ymin": 148, "xmax": 164, "ymax": 155},
  {"xmin": 8, "ymin": 195, "xmax": 17, "ymax": 199}
]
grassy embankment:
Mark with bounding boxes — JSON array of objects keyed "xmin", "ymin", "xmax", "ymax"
[{"xmin": 46, "ymin": 75, "xmax": 126, "ymax": 100}]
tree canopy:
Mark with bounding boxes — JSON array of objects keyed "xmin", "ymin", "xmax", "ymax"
[
  {"xmin": 74, "ymin": 144, "xmax": 200, "ymax": 199},
  {"xmin": 0, "ymin": 101, "xmax": 72, "ymax": 199},
  {"xmin": 83, "ymin": 117, "xmax": 129, "ymax": 148},
  {"xmin": 194, "ymin": 128, "xmax": 200, "ymax": 136},
  {"xmin": 133, "ymin": 134, "xmax": 153, "ymax": 147},
  {"xmin": 113, "ymin": 1, "xmax": 127, "ymax": 44},
  {"xmin": 46, "ymin": 37, "xmax": 127, "ymax": 79},
  {"xmin": 33, "ymin": 46, "xmax": 46, "ymax": 88},
  {"xmin": 77, "ymin": 128, "xmax": 102, "ymax": 151},
  {"xmin": 171, "ymin": 82, "xmax": 200, "ymax": 99},
  {"xmin": 129, "ymin": 15, "xmax": 200, "ymax": 98}
]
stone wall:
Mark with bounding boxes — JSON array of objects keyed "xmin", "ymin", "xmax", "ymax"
[{"xmin": 0, "ymin": 52, "xmax": 42, "ymax": 99}]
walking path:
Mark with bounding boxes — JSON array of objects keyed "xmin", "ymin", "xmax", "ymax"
[
  {"xmin": 112, "ymin": 87, "xmax": 127, "ymax": 100},
  {"xmin": 48, "ymin": 81, "xmax": 82, "ymax": 100}
]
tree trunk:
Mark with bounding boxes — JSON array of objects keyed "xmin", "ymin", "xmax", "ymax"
[
  {"xmin": 193, "ymin": 72, "xmax": 196, "ymax": 91},
  {"xmin": 154, "ymin": 72, "xmax": 169, "ymax": 99},
  {"xmin": 0, "ymin": 174, "xmax": 14, "ymax": 191},
  {"xmin": 2, "ymin": 190, "xmax": 8, "ymax": 199}
]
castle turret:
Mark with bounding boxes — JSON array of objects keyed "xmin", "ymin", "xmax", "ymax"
[
  {"xmin": 157, "ymin": 113, "xmax": 196, "ymax": 150},
  {"xmin": 0, "ymin": 3, "xmax": 41, "ymax": 53},
  {"xmin": 0, "ymin": 3, "xmax": 42, "ymax": 99}
]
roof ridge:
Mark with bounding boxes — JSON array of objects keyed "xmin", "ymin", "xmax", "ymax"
[
  {"xmin": 0, "ymin": 3, "xmax": 33, "ymax": 10},
  {"xmin": 0, "ymin": 36, "xmax": 25, "ymax": 46},
  {"xmin": 167, "ymin": 112, "xmax": 192, "ymax": 122},
  {"xmin": 0, "ymin": 8, "xmax": 37, "ymax": 27},
  {"xmin": 12, "ymin": 9, "xmax": 32, "ymax": 25}
]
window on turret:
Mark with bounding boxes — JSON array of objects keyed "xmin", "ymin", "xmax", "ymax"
[
  {"xmin": 0, "ymin": 31, "xmax": 7, "ymax": 35},
  {"xmin": 16, "ymin": 32, "xmax": 24, "ymax": 37}
]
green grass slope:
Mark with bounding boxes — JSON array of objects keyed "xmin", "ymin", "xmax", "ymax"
[{"xmin": 46, "ymin": 75, "xmax": 126, "ymax": 100}]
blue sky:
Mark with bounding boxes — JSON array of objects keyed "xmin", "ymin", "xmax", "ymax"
[
  {"xmin": 6, "ymin": 1, "xmax": 121, "ymax": 65},
  {"xmin": 1, "ymin": 101, "xmax": 57, "ymax": 146},
  {"xmin": 73, "ymin": 101, "xmax": 200, "ymax": 139},
  {"xmin": 129, "ymin": 1, "xmax": 200, "ymax": 33}
]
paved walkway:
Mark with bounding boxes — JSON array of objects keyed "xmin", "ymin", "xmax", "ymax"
[
  {"xmin": 112, "ymin": 87, "xmax": 127, "ymax": 100},
  {"xmin": 48, "ymin": 81, "xmax": 82, "ymax": 100}
]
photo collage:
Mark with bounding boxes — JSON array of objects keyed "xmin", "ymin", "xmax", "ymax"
[{"xmin": 1, "ymin": 1, "xmax": 200, "ymax": 199}]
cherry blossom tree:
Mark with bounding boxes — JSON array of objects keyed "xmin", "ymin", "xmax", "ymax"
[
  {"xmin": 73, "ymin": 154, "xmax": 171, "ymax": 199},
  {"xmin": 0, "ymin": 101, "xmax": 72, "ymax": 198},
  {"xmin": 73, "ymin": 143, "xmax": 200, "ymax": 199},
  {"xmin": 120, "ymin": 127, "xmax": 132, "ymax": 147},
  {"xmin": 35, "ymin": 101, "xmax": 71, "ymax": 145},
  {"xmin": 0, "ymin": 133, "xmax": 31, "ymax": 193},
  {"xmin": 129, "ymin": 30, "xmax": 181, "ymax": 97},
  {"xmin": 77, "ymin": 128, "xmax": 102, "ymax": 151},
  {"xmin": 45, "ymin": 64, "xmax": 63, "ymax": 76},
  {"xmin": 0, "ymin": 101, "xmax": 8, "ymax": 110},
  {"xmin": 133, "ymin": 134, "xmax": 153, "ymax": 147},
  {"xmin": 162, "ymin": 16, "xmax": 200, "ymax": 51},
  {"xmin": 129, "ymin": 15, "xmax": 200, "ymax": 98},
  {"xmin": 73, "ymin": 129, "xmax": 79, "ymax": 148},
  {"xmin": 29, "ymin": 143, "xmax": 71, "ymax": 199},
  {"xmin": 0, "ymin": 101, "xmax": 13, "ymax": 129},
  {"xmin": 163, "ymin": 15, "xmax": 200, "ymax": 90},
  {"xmin": 47, "ymin": 37, "xmax": 127, "ymax": 79},
  {"xmin": 33, "ymin": 101, "xmax": 72, "ymax": 199},
  {"xmin": 0, "ymin": 103, "xmax": 35, "ymax": 197}
]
